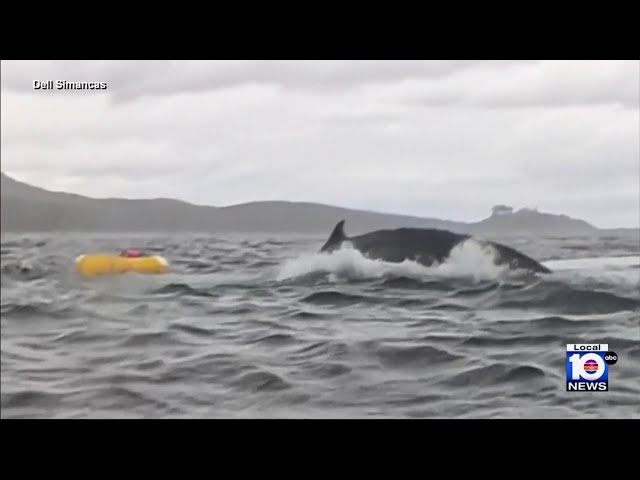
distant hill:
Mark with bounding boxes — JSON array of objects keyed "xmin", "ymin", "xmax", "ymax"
[
  {"xmin": 0, "ymin": 172, "xmax": 603, "ymax": 235},
  {"xmin": 472, "ymin": 206, "xmax": 597, "ymax": 236},
  {"xmin": 0, "ymin": 173, "xmax": 466, "ymax": 234}
]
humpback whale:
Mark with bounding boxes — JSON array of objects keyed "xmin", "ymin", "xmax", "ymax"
[{"xmin": 320, "ymin": 220, "xmax": 552, "ymax": 274}]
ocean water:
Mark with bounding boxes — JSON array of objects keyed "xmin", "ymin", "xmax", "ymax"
[{"xmin": 1, "ymin": 231, "xmax": 639, "ymax": 419}]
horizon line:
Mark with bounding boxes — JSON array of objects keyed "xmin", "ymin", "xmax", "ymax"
[{"xmin": 3, "ymin": 171, "xmax": 639, "ymax": 230}]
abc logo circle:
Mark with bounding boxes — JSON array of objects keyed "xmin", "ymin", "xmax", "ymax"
[{"xmin": 604, "ymin": 351, "xmax": 618, "ymax": 365}]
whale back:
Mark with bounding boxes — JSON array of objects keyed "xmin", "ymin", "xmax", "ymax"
[
  {"xmin": 484, "ymin": 240, "xmax": 552, "ymax": 273},
  {"xmin": 318, "ymin": 220, "xmax": 551, "ymax": 274},
  {"xmin": 350, "ymin": 227, "xmax": 470, "ymax": 264}
]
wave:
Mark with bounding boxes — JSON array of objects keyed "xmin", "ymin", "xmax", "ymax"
[
  {"xmin": 152, "ymin": 283, "xmax": 217, "ymax": 298},
  {"xmin": 1, "ymin": 261, "xmax": 47, "ymax": 282},
  {"xmin": 275, "ymin": 245, "xmax": 637, "ymax": 297},
  {"xmin": 495, "ymin": 283, "xmax": 640, "ymax": 315},
  {"xmin": 276, "ymin": 240, "xmax": 513, "ymax": 283},
  {"xmin": 3, "ymin": 233, "xmax": 639, "ymax": 419},
  {"xmin": 543, "ymin": 255, "xmax": 640, "ymax": 300}
]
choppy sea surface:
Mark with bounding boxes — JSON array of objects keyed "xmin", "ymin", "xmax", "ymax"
[{"xmin": 1, "ymin": 230, "xmax": 639, "ymax": 419}]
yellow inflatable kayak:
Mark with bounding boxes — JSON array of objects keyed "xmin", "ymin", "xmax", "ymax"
[{"xmin": 75, "ymin": 253, "xmax": 169, "ymax": 276}]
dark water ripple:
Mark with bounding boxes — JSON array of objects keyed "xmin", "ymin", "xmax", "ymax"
[
  {"xmin": 495, "ymin": 283, "xmax": 640, "ymax": 314},
  {"xmin": 1, "ymin": 231, "xmax": 639, "ymax": 418}
]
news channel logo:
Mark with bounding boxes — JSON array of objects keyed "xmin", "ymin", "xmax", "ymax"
[{"xmin": 566, "ymin": 344, "xmax": 618, "ymax": 391}]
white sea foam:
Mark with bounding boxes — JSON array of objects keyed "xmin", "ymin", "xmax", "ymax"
[
  {"xmin": 542, "ymin": 255, "xmax": 640, "ymax": 298},
  {"xmin": 276, "ymin": 239, "xmax": 511, "ymax": 283}
]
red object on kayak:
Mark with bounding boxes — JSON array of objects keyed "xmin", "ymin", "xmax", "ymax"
[{"xmin": 122, "ymin": 249, "xmax": 143, "ymax": 258}]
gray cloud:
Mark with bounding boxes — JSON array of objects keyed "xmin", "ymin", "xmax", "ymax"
[
  {"xmin": 1, "ymin": 60, "xmax": 638, "ymax": 228},
  {"xmin": 1, "ymin": 60, "xmax": 537, "ymax": 102},
  {"xmin": 395, "ymin": 60, "xmax": 640, "ymax": 109}
]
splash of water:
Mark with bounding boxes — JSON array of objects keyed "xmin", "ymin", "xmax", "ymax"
[
  {"xmin": 276, "ymin": 239, "xmax": 510, "ymax": 283},
  {"xmin": 542, "ymin": 255, "xmax": 640, "ymax": 299}
]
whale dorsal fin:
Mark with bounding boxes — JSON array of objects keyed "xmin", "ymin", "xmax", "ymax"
[{"xmin": 320, "ymin": 220, "xmax": 347, "ymax": 252}]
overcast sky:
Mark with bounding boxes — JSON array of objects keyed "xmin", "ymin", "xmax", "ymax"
[{"xmin": 1, "ymin": 60, "xmax": 638, "ymax": 228}]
